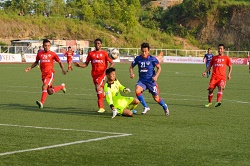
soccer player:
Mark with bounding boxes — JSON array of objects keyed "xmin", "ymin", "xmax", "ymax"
[
  {"xmin": 202, "ymin": 44, "xmax": 232, "ymax": 107},
  {"xmin": 203, "ymin": 48, "xmax": 214, "ymax": 78},
  {"xmin": 74, "ymin": 38, "xmax": 114, "ymax": 113},
  {"xmin": 64, "ymin": 46, "xmax": 74, "ymax": 72},
  {"xmin": 104, "ymin": 68, "xmax": 139, "ymax": 118},
  {"xmin": 25, "ymin": 39, "xmax": 67, "ymax": 109},
  {"xmin": 129, "ymin": 42, "xmax": 170, "ymax": 116}
]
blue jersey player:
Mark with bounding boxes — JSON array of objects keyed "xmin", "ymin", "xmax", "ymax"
[
  {"xmin": 129, "ymin": 42, "xmax": 169, "ymax": 116},
  {"xmin": 203, "ymin": 48, "xmax": 214, "ymax": 78}
]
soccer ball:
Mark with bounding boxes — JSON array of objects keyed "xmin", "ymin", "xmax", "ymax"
[{"xmin": 108, "ymin": 48, "xmax": 119, "ymax": 60}]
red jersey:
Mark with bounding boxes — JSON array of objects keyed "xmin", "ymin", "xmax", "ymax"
[
  {"xmin": 210, "ymin": 55, "xmax": 232, "ymax": 80},
  {"xmin": 65, "ymin": 51, "xmax": 74, "ymax": 60},
  {"xmin": 36, "ymin": 50, "xmax": 61, "ymax": 74},
  {"xmin": 86, "ymin": 50, "xmax": 113, "ymax": 77}
]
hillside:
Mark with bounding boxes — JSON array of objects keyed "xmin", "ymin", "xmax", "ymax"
[{"xmin": 0, "ymin": 13, "xmax": 191, "ymax": 50}]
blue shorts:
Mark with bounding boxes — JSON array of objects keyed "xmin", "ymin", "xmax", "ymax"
[
  {"xmin": 206, "ymin": 63, "xmax": 210, "ymax": 68},
  {"xmin": 136, "ymin": 80, "xmax": 159, "ymax": 96}
]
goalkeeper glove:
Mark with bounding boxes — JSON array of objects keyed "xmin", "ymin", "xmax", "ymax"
[{"xmin": 123, "ymin": 88, "xmax": 131, "ymax": 94}]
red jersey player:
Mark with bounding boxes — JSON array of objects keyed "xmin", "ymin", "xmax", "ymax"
[
  {"xmin": 74, "ymin": 38, "xmax": 114, "ymax": 113},
  {"xmin": 64, "ymin": 46, "xmax": 74, "ymax": 72},
  {"xmin": 248, "ymin": 54, "xmax": 250, "ymax": 73},
  {"xmin": 25, "ymin": 39, "xmax": 67, "ymax": 109},
  {"xmin": 202, "ymin": 44, "xmax": 232, "ymax": 107}
]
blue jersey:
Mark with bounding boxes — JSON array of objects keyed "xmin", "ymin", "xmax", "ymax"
[
  {"xmin": 131, "ymin": 55, "xmax": 159, "ymax": 83},
  {"xmin": 204, "ymin": 53, "xmax": 213, "ymax": 65}
]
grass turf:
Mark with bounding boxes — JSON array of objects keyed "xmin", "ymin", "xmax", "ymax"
[{"xmin": 0, "ymin": 63, "xmax": 249, "ymax": 166}]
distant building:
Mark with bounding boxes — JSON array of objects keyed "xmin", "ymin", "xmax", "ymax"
[
  {"xmin": 150, "ymin": 0, "xmax": 183, "ymax": 9},
  {"xmin": 10, "ymin": 39, "xmax": 89, "ymax": 54}
]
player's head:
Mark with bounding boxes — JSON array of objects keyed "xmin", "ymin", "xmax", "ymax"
[
  {"xmin": 43, "ymin": 39, "xmax": 51, "ymax": 52},
  {"xmin": 106, "ymin": 67, "xmax": 116, "ymax": 82},
  {"xmin": 207, "ymin": 48, "xmax": 211, "ymax": 53},
  {"xmin": 68, "ymin": 46, "xmax": 72, "ymax": 51},
  {"xmin": 218, "ymin": 44, "xmax": 225, "ymax": 55},
  {"xmin": 141, "ymin": 42, "xmax": 150, "ymax": 59},
  {"xmin": 94, "ymin": 38, "xmax": 102, "ymax": 51}
]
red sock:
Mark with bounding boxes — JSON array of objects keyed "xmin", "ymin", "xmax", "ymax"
[
  {"xmin": 217, "ymin": 91, "xmax": 223, "ymax": 102},
  {"xmin": 208, "ymin": 93, "xmax": 213, "ymax": 103},
  {"xmin": 97, "ymin": 91, "xmax": 104, "ymax": 108},
  {"xmin": 41, "ymin": 90, "xmax": 48, "ymax": 104},
  {"xmin": 53, "ymin": 85, "xmax": 63, "ymax": 93}
]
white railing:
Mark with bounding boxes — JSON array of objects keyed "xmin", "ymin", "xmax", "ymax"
[{"xmin": 0, "ymin": 46, "xmax": 249, "ymax": 58}]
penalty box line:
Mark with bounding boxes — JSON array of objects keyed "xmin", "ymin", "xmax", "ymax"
[{"xmin": 0, "ymin": 124, "xmax": 132, "ymax": 157}]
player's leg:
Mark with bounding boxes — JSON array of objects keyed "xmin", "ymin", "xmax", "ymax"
[
  {"xmin": 69, "ymin": 60, "xmax": 73, "ymax": 70},
  {"xmin": 67, "ymin": 60, "xmax": 70, "ymax": 72},
  {"xmin": 206, "ymin": 63, "xmax": 210, "ymax": 77},
  {"xmin": 127, "ymin": 98, "xmax": 139, "ymax": 114},
  {"xmin": 215, "ymin": 80, "xmax": 226, "ymax": 107},
  {"xmin": 135, "ymin": 82, "xmax": 149, "ymax": 114},
  {"xmin": 122, "ymin": 108, "xmax": 133, "ymax": 117},
  {"xmin": 152, "ymin": 94, "xmax": 169, "ymax": 116},
  {"xmin": 37, "ymin": 79, "xmax": 49, "ymax": 109},
  {"xmin": 95, "ymin": 75, "xmax": 106, "ymax": 113},
  {"xmin": 205, "ymin": 78, "xmax": 216, "ymax": 107},
  {"xmin": 52, "ymin": 83, "xmax": 66, "ymax": 94}
]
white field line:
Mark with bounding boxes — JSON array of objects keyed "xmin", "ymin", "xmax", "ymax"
[
  {"xmin": 0, "ymin": 85, "xmax": 249, "ymax": 104},
  {"xmin": 0, "ymin": 124, "xmax": 132, "ymax": 157}
]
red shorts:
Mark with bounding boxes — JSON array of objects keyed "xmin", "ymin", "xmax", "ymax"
[
  {"xmin": 67, "ymin": 58, "xmax": 72, "ymax": 63},
  {"xmin": 42, "ymin": 72, "xmax": 54, "ymax": 87},
  {"xmin": 92, "ymin": 74, "xmax": 106, "ymax": 87},
  {"xmin": 208, "ymin": 77, "xmax": 226, "ymax": 90}
]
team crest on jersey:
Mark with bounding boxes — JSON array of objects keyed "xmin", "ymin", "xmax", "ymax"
[{"xmin": 146, "ymin": 61, "xmax": 150, "ymax": 65}]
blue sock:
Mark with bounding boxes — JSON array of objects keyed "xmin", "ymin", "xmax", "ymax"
[
  {"xmin": 158, "ymin": 99, "xmax": 167, "ymax": 110},
  {"xmin": 137, "ymin": 94, "xmax": 148, "ymax": 108}
]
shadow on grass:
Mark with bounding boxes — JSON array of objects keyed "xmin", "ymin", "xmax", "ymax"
[{"xmin": 0, "ymin": 103, "xmax": 111, "ymax": 117}]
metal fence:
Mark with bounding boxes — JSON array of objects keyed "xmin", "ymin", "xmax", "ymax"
[{"xmin": 0, "ymin": 46, "xmax": 249, "ymax": 58}]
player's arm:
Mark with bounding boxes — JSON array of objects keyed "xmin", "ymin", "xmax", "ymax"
[
  {"xmin": 58, "ymin": 61, "xmax": 67, "ymax": 74},
  {"xmin": 227, "ymin": 65, "xmax": 232, "ymax": 80},
  {"xmin": 74, "ymin": 62, "xmax": 89, "ymax": 68},
  {"xmin": 104, "ymin": 85, "xmax": 115, "ymax": 110},
  {"xmin": 25, "ymin": 61, "xmax": 39, "ymax": 72},
  {"xmin": 153, "ymin": 64, "xmax": 161, "ymax": 81},
  {"xmin": 202, "ymin": 64, "xmax": 212, "ymax": 77},
  {"xmin": 129, "ymin": 64, "xmax": 135, "ymax": 79}
]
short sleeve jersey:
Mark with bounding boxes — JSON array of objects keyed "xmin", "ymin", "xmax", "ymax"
[
  {"xmin": 204, "ymin": 53, "xmax": 214, "ymax": 64},
  {"xmin": 86, "ymin": 50, "xmax": 113, "ymax": 77},
  {"xmin": 131, "ymin": 55, "xmax": 159, "ymax": 82},
  {"xmin": 104, "ymin": 79, "xmax": 125, "ymax": 106},
  {"xmin": 65, "ymin": 51, "xmax": 74, "ymax": 60},
  {"xmin": 36, "ymin": 50, "xmax": 61, "ymax": 74},
  {"xmin": 210, "ymin": 55, "xmax": 232, "ymax": 80}
]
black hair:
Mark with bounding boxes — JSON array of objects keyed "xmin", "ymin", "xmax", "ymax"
[
  {"xmin": 218, "ymin": 44, "xmax": 225, "ymax": 49},
  {"xmin": 106, "ymin": 67, "xmax": 116, "ymax": 75},
  {"xmin": 68, "ymin": 46, "xmax": 71, "ymax": 48},
  {"xmin": 94, "ymin": 38, "xmax": 102, "ymax": 44},
  {"xmin": 141, "ymin": 42, "xmax": 150, "ymax": 50},
  {"xmin": 43, "ymin": 39, "xmax": 51, "ymax": 45}
]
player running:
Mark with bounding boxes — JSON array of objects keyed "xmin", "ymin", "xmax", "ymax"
[
  {"xmin": 203, "ymin": 48, "xmax": 214, "ymax": 78},
  {"xmin": 129, "ymin": 42, "xmax": 169, "ymax": 116},
  {"xmin": 25, "ymin": 39, "xmax": 67, "ymax": 109},
  {"xmin": 74, "ymin": 38, "xmax": 114, "ymax": 113},
  {"xmin": 104, "ymin": 68, "xmax": 139, "ymax": 118},
  {"xmin": 64, "ymin": 46, "xmax": 74, "ymax": 72},
  {"xmin": 202, "ymin": 44, "xmax": 232, "ymax": 107}
]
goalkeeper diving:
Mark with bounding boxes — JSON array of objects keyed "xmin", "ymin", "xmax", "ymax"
[{"xmin": 104, "ymin": 68, "xmax": 139, "ymax": 118}]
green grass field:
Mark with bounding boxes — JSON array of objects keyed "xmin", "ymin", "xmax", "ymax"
[{"xmin": 0, "ymin": 63, "xmax": 249, "ymax": 166}]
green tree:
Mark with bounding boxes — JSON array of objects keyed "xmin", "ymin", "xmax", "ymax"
[
  {"xmin": 50, "ymin": 0, "xmax": 65, "ymax": 16},
  {"xmin": 82, "ymin": 4, "xmax": 94, "ymax": 22}
]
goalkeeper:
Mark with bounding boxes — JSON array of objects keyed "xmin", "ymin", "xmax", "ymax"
[{"xmin": 104, "ymin": 68, "xmax": 139, "ymax": 118}]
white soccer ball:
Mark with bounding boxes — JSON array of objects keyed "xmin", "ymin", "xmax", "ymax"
[{"xmin": 109, "ymin": 48, "xmax": 119, "ymax": 60}]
